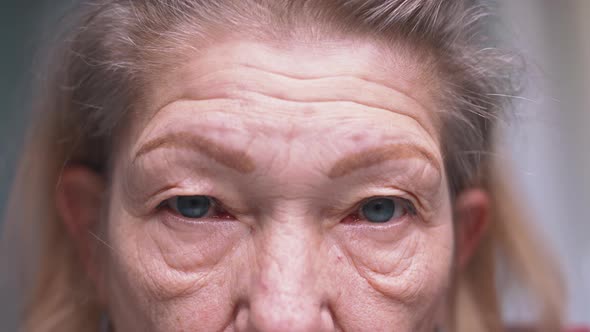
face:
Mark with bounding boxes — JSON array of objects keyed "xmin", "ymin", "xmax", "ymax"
[{"xmin": 88, "ymin": 39, "xmax": 459, "ymax": 331}]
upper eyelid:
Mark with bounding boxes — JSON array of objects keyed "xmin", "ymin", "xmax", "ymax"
[
  {"xmin": 165, "ymin": 195, "xmax": 217, "ymax": 206},
  {"xmin": 362, "ymin": 195, "xmax": 416, "ymax": 209},
  {"xmin": 146, "ymin": 182, "xmax": 215, "ymax": 205}
]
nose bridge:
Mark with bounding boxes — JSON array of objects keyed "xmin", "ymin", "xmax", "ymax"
[
  {"xmin": 257, "ymin": 218, "xmax": 319, "ymax": 294},
  {"xmin": 246, "ymin": 218, "xmax": 329, "ymax": 331}
]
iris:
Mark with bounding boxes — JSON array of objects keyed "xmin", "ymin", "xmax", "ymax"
[
  {"xmin": 361, "ymin": 198, "xmax": 397, "ymax": 223},
  {"xmin": 173, "ymin": 196, "xmax": 211, "ymax": 218}
]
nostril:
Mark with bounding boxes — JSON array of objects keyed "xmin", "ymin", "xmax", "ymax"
[
  {"xmin": 234, "ymin": 303, "xmax": 250, "ymax": 332},
  {"xmin": 320, "ymin": 304, "xmax": 336, "ymax": 331},
  {"xmin": 234, "ymin": 303, "xmax": 337, "ymax": 332}
]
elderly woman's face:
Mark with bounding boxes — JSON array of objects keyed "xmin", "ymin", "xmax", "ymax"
[{"xmin": 102, "ymin": 39, "xmax": 456, "ymax": 331}]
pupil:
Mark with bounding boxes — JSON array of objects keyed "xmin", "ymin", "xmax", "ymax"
[
  {"xmin": 177, "ymin": 196, "xmax": 211, "ymax": 218},
  {"xmin": 362, "ymin": 198, "xmax": 395, "ymax": 223}
]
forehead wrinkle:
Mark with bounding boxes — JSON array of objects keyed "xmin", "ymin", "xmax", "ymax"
[
  {"xmin": 133, "ymin": 131, "xmax": 256, "ymax": 174},
  {"xmin": 236, "ymin": 62, "xmax": 436, "ymax": 116},
  {"xmin": 155, "ymin": 64, "xmax": 427, "ymax": 108},
  {"xmin": 145, "ymin": 41, "xmax": 440, "ymax": 133},
  {"xmin": 328, "ymin": 143, "xmax": 441, "ymax": 179},
  {"xmin": 153, "ymin": 68, "xmax": 438, "ymax": 140}
]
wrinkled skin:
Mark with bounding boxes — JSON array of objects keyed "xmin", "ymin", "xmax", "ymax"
[{"xmin": 102, "ymin": 39, "xmax": 456, "ymax": 331}]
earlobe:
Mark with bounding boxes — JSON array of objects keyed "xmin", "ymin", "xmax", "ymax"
[
  {"xmin": 55, "ymin": 165, "xmax": 105, "ymax": 280},
  {"xmin": 454, "ymin": 188, "xmax": 491, "ymax": 269}
]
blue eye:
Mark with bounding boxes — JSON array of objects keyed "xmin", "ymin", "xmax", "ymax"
[
  {"xmin": 169, "ymin": 196, "xmax": 211, "ymax": 218},
  {"xmin": 360, "ymin": 197, "xmax": 408, "ymax": 223}
]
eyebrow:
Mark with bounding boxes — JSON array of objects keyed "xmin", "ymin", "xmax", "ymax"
[
  {"xmin": 328, "ymin": 143, "xmax": 441, "ymax": 179},
  {"xmin": 135, "ymin": 133, "xmax": 439, "ymax": 178},
  {"xmin": 134, "ymin": 131, "xmax": 256, "ymax": 173}
]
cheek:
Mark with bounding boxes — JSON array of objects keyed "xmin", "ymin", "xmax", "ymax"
[
  {"xmin": 103, "ymin": 191, "xmax": 250, "ymax": 331},
  {"xmin": 340, "ymin": 223, "xmax": 453, "ymax": 297},
  {"xmin": 330, "ymin": 215, "xmax": 455, "ymax": 328}
]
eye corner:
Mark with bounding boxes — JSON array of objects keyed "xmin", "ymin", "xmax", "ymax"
[{"xmin": 156, "ymin": 197, "xmax": 173, "ymax": 211}]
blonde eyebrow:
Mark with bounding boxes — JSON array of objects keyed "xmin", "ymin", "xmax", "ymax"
[
  {"xmin": 328, "ymin": 143, "xmax": 441, "ymax": 179},
  {"xmin": 133, "ymin": 131, "xmax": 256, "ymax": 174}
]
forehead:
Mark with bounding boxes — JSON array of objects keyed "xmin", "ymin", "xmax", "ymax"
[
  {"xmin": 122, "ymin": 38, "xmax": 445, "ymax": 196},
  {"xmin": 141, "ymin": 38, "xmax": 440, "ymax": 133},
  {"xmin": 122, "ymin": 39, "xmax": 445, "ymax": 181}
]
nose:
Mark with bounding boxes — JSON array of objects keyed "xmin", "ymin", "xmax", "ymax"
[
  {"xmin": 236, "ymin": 297, "xmax": 335, "ymax": 332},
  {"xmin": 235, "ymin": 222, "xmax": 335, "ymax": 332}
]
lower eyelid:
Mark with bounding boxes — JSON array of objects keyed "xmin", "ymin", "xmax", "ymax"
[{"xmin": 341, "ymin": 214, "xmax": 414, "ymax": 227}]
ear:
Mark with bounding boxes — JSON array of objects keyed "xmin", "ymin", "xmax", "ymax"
[
  {"xmin": 454, "ymin": 188, "xmax": 491, "ymax": 269},
  {"xmin": 56, "ymin": 165, "xmax": 105, "ymax": 283}
]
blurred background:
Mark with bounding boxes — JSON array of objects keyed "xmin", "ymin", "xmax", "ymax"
[
  {"xmin": 0, "ymin": 0, "xmax": 588, "ymax": 329},
  {"xmin": 497, "ymin": 0, "xmax": 590, "ymax": 325}
]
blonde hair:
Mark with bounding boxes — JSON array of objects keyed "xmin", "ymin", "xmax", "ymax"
[{"xmin": 3, "ymin": 0, "xmax": 564, "ymax": 331}]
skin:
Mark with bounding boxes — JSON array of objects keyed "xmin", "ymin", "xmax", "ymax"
[{"xmin": 57, "ymin": 38, "xmax": 490, "ymax": 331}]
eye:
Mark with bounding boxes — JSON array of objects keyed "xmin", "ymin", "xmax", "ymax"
[
  {"xmin": 359, "ymin": 197, "xmax": 415, "ymax": 223},
  {"xmin": 166, "ymin": 195, "xmax": 212, "ymax": 219}
]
